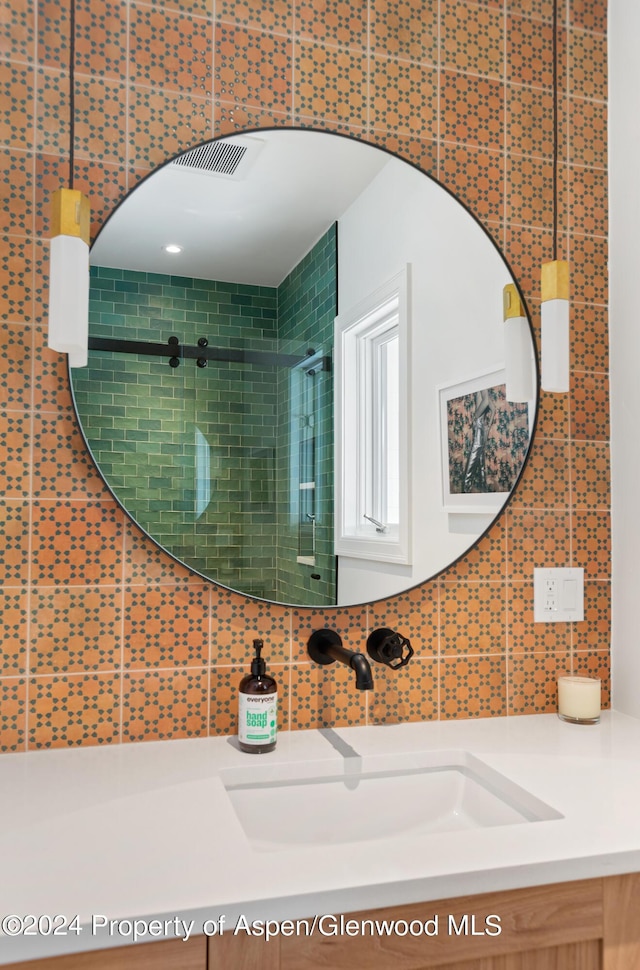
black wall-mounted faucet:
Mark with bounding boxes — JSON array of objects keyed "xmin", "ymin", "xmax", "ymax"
[{"xmin": 307, "ymin": 630, "xmax": 374, "ymax": 691}]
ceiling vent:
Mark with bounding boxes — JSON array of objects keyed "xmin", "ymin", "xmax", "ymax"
[{"xmin": 170, "ymin": 137, "xmax": 264, "ymax": 180}]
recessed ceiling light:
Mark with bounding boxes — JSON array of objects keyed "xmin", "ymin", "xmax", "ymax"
[{"xmin": 164, "ymin": 244, "xmax": 183, "ymax": 254}]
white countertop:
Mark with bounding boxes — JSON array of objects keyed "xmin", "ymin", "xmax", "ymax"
[{"xmin": 2, "ymin": 711, "xmax": 640, "ymax": 964}]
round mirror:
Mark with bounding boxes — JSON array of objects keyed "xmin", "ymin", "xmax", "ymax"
[{"xmin": 71, "ymin": 128, "xmax": 537, "ymax": 608}]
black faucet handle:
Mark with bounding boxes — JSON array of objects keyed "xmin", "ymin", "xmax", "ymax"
[{"xmin": 366, "ymin": 628, "xmax": 414, "ymax": 670}]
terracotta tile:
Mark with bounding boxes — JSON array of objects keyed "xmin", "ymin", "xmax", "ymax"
[
  {"xmin": 441, "ymin": 72, "xmax": 504, "ymax": 149},
  {"xmin": 569, "ymin": 234, "xmax": 608, "ymax": 305},
  {"xmin": 368, "ymin": 658, "xmax": 439, "ymax": 724},
  {"xmin": 368, "ymin": 582, "xmax": 439, "ymax": 658},
  {"xmin": 0, "ymin": 235, "xmax": 33, "ymax": 323},
  {"xmin": 31, "ymin": 412, "xmax": 106, "ymax": 499},
  {"xmin": 74, "ymin": 78, "xmax": 127, "ymax": 165},
  {"xmin": 0, "ymin": 678, "xmax": 26, "ymax": 752},
  {"xmin": 569, "ymin": 1, "xmax": 607, "ymax": 36},
  {"xmin": 123, "ymin": 584, "xmax": 210, "ymax": 668},
  {"xmin": 288, "ymin": 662, "xmax": 367, "ymax": 730},
  {"xmin": 1, "ymin": 0, "xmax": 35, "ymax": 61},
  {"xmin": 29, "ymin": 672, "xmax": 121, "ymax": 748},
  {"xmin": 0, "ymin": 324, "xmax": 32, "ymax": 412},
  {"xmin": 574, "ymin": 581, "xmax": 610, "ymax": 652},
  {"xmin": 0, "ymin": 148, "xmax": 34, "ymax": 236},
  {"xmin": 506, "ymin": 509, "xmax": 571, "ymax": 579},
  {"xmin": 208, "ymin": 589, "xmax": 291, "ymax": 665},
  {"xmin": 217, "ymin": 0, "xmax": 291, "ymax": 33},
  {"xmin": 568, "ymin": 97, "xmax": 607, "ymax": 168},
  {"xmin": 568, "ymin": 164, "xmax": 607, "ymax": 237},
  {"xmin": 30, "ymin": 500, "xmax": 123, "ymax": 586},
  {"xmin": 30, "ymin": 587, "xmax": 121, "ymax": 673},
  {"xmin": 536, "ymin": 386, "xmax": 571, "ymax": 441},
  {"xmin": 440, "ymin": 583, "xmax": 506, "ymax": 655},
  {"xmin": 508, "ymin": 581, "xmax": 572, "ymax": 654},
  {"xmin": 510, "ymin": 437, "xmax": 571, "ymax": 510},
  {"xmin": 129, "ymin": 4, "xmax": 212, "ymax": 95},
  {"xmin": 216, "ymin": 24, "xmax": 291, "ymax": 115},
  {"xmin": 506, "ymin": 84, "xmax": 554, "ymax": 158},
  {"xmin": 129, "ymin": 87, "xmax": 213, "ymax": 173},
  {"xmin": 506, "ymin": 154, "xmax": 554, "ymax": 229},
  {"xmin": 573, "ymin": 511, "xmax": 611, "ymax": 580},
  {"xmin": 504, "ymin": 225, "xmax": 555, "ymax": 302},
  {"xmin": 32, "ymin": 324, "xmax": 76, "ymax": 413},
  {"xmin": 210, "ymin": 663, "xmax": 289, "ymax": 736},
  {"xmin": 0, "ymin": 501, "xmax": 30, "ymax": 585},
  {"xmin": 440, "ymin": 143, "xmax": 504, "ymax": 223},
  {"xmin": 570, "ymin": 371, "xmax": 609, "ymax": 441},
  {"xmin": 296, "ymin": 41, "xmax": 366, "ymax": 126},
  {"xmin": 122, "ymin": 668, "xmax": 208, "ymax": 742},
  {"xmin": 0, "ymin": 410, "xmax": 31, "ymax": 498},
  {"xmin": 0, "ymin": 61, "xmax": 35, "ymax": 151},
  {"xmin": 441, "ymin": 2, "xmax": 504, "ymax": 79},
  {"xmin": 76, "ymin": 0, "xmax": 129, "ymax": 79},
  {"xmin": 507, "ymin": 14, "xmax": 554, "ymax": 88},
  {"xmin": 571, "ymin": 651, "xmax": 611, "ymax": 709},
  {"xmin": 215, "ymin": 102, "xmax": 292, "ymax": 136},
  {"xmin": 508, "ymin": 652, "xmax": 560, "ymax": 715},
  {"xmin": 370, "ymin": 0, "xmax": 438, "ymax": 64},
  {"xmin": 571, "ymin": 441, "xmax": 610, "ymax": 510},
  {"xmin": 36, "ymin": 68, "xmax": 70, "ymax": 158},
  {"xmin": 0, "ymin": 590, "xmax": 28, "ymax": 675},
  {"xmin": 440, "ymin": 655, "xmax": 506, "ymax": 719},
  {"xmin": 509, "ymin": 0, "xmax": 553, "ymax": 19},
  {"xmin": 297, "ymin": 0, "xmax": 368, "ymax": 49},
  {"xmin": 569, "ymin": 30, "xmax": 607, "ymax": 101},
  {"xmin": 36, "ymin": 0, "xmax": 70, "ymax": 69},
  {"xmin": 571, "ymin": 303, "xmax": 608, "ymax": 373}
]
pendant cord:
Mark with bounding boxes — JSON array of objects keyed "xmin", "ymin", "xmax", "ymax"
[
  {"xmin": 552, "ymin": 0, "xmax": 559, "ymax": 262},
  {"xmin": 68, "ymin": 0, "xmax": 76, "ymax": 189}
]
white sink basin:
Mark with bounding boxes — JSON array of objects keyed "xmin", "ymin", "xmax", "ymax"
[{"xmin": 221, "ymin": 749, "xmax": 562, "ymax": 852}]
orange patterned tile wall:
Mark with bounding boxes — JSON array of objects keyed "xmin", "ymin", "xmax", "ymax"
[{"xmin": 0, "ymin": 0, "xmax": 609, "ymax": 751}]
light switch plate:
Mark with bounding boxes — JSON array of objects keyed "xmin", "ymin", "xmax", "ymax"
[{"xmin": 533, "ymin": 567, "xmax": 584, "ymax": 623}]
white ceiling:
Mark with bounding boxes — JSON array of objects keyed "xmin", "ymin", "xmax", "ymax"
[{"xmin": 91, "ymin": 129, "xmax": 391, "ymax": 287}]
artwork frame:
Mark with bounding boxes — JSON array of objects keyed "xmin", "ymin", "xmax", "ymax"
[{"xmin": 438, "ymin": 368, "xmax": 532, "ymax": 514}]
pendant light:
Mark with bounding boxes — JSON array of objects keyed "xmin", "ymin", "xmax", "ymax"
[
  {"xmin": 47, "ymin": 0, "xmax": 91, "ymax": 369},
  {"xmin": 540, "ymin": 0, "xmax": 569, "ymax": 393},
  {"xmin": 503, "ymin": 282, "xmax": 534, "ymax": 402}
]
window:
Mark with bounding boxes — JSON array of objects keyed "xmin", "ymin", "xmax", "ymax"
[{"xmin": 335, "ymin": 267, "xmax": 411, "ymax": 564}]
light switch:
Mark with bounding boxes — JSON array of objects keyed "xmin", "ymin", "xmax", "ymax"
[{"xmin": 533, "ymin": 567, "xmax": 584, "ymax": 623}]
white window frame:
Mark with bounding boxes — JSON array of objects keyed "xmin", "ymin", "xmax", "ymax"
[{"xmin": 334, "ymin": 267, "xmax": 411, "ymax": 564}]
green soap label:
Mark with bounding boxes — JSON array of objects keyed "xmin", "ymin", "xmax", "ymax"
[{"xmin": 238, "ymin": 691, "xmax": 277, "ymax": 746}]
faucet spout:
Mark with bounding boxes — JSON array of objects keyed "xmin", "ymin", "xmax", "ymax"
[{"xmin": 307, "ymin": 629, "xmax": 374, "ymax": 691}]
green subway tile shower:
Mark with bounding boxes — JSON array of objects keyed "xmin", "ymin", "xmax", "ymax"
[{"xmin": 73, "ymin": 227, "xmax": 337, "ymax": 605}]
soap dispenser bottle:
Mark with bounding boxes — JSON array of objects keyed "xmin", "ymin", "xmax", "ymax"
[{"xmin": 238, "ymin": 639, "xmax": 278, "ymax": 753}]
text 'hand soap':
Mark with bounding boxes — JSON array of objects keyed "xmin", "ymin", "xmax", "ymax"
[{"xmin": 238, "ymin": 639, "xmax": 278, "ymax": 753}]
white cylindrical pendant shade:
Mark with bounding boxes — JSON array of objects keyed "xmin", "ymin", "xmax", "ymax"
[
  {"xmin": 540, "ymin": 259, "xmax": 570, "ymax": 394},
  {"xmin": 48, "ymin": 233, "xmax": 90, "ymax": 368},
  {"xmin": 503, "ymin": 283, "xmax": 534, "ymax": 403},
  {"xmin": 504, "ymin": 315, "xmax": 534, "ymax": 402},
  {"xmin": 541, "ymin": 296, "xmax": 569, "ymax": 393}
]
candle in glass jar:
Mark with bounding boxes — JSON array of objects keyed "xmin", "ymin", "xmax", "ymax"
[{"xmin": 557, "ymin": 675, "xmax": 601, "ymax": 724}]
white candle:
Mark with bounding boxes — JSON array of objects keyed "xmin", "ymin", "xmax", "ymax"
[{"xmin": 558, "ymin": 675, "xmax": 601, "ymax": 723}]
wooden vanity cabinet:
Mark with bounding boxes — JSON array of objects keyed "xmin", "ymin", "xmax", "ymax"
[
  {"xmin": 0, "ymin": 937, "xmax": 205, "ymax": 970},
  {"xmin": 3, "ymin": 874, "xmax": 640, "ymax": 969},
  {"xmin": 209, "ymin": 874, "xmax": 640, "ymax": 970}
]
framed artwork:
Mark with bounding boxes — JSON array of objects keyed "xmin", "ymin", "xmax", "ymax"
[{"xmin": 438, "ymin": 369, "xmax": 531, "ymax": 513}]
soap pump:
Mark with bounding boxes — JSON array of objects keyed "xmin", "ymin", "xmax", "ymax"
[{"xmin": 238, "ymin": 639, "xmax": 278, "ymax": 753}]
